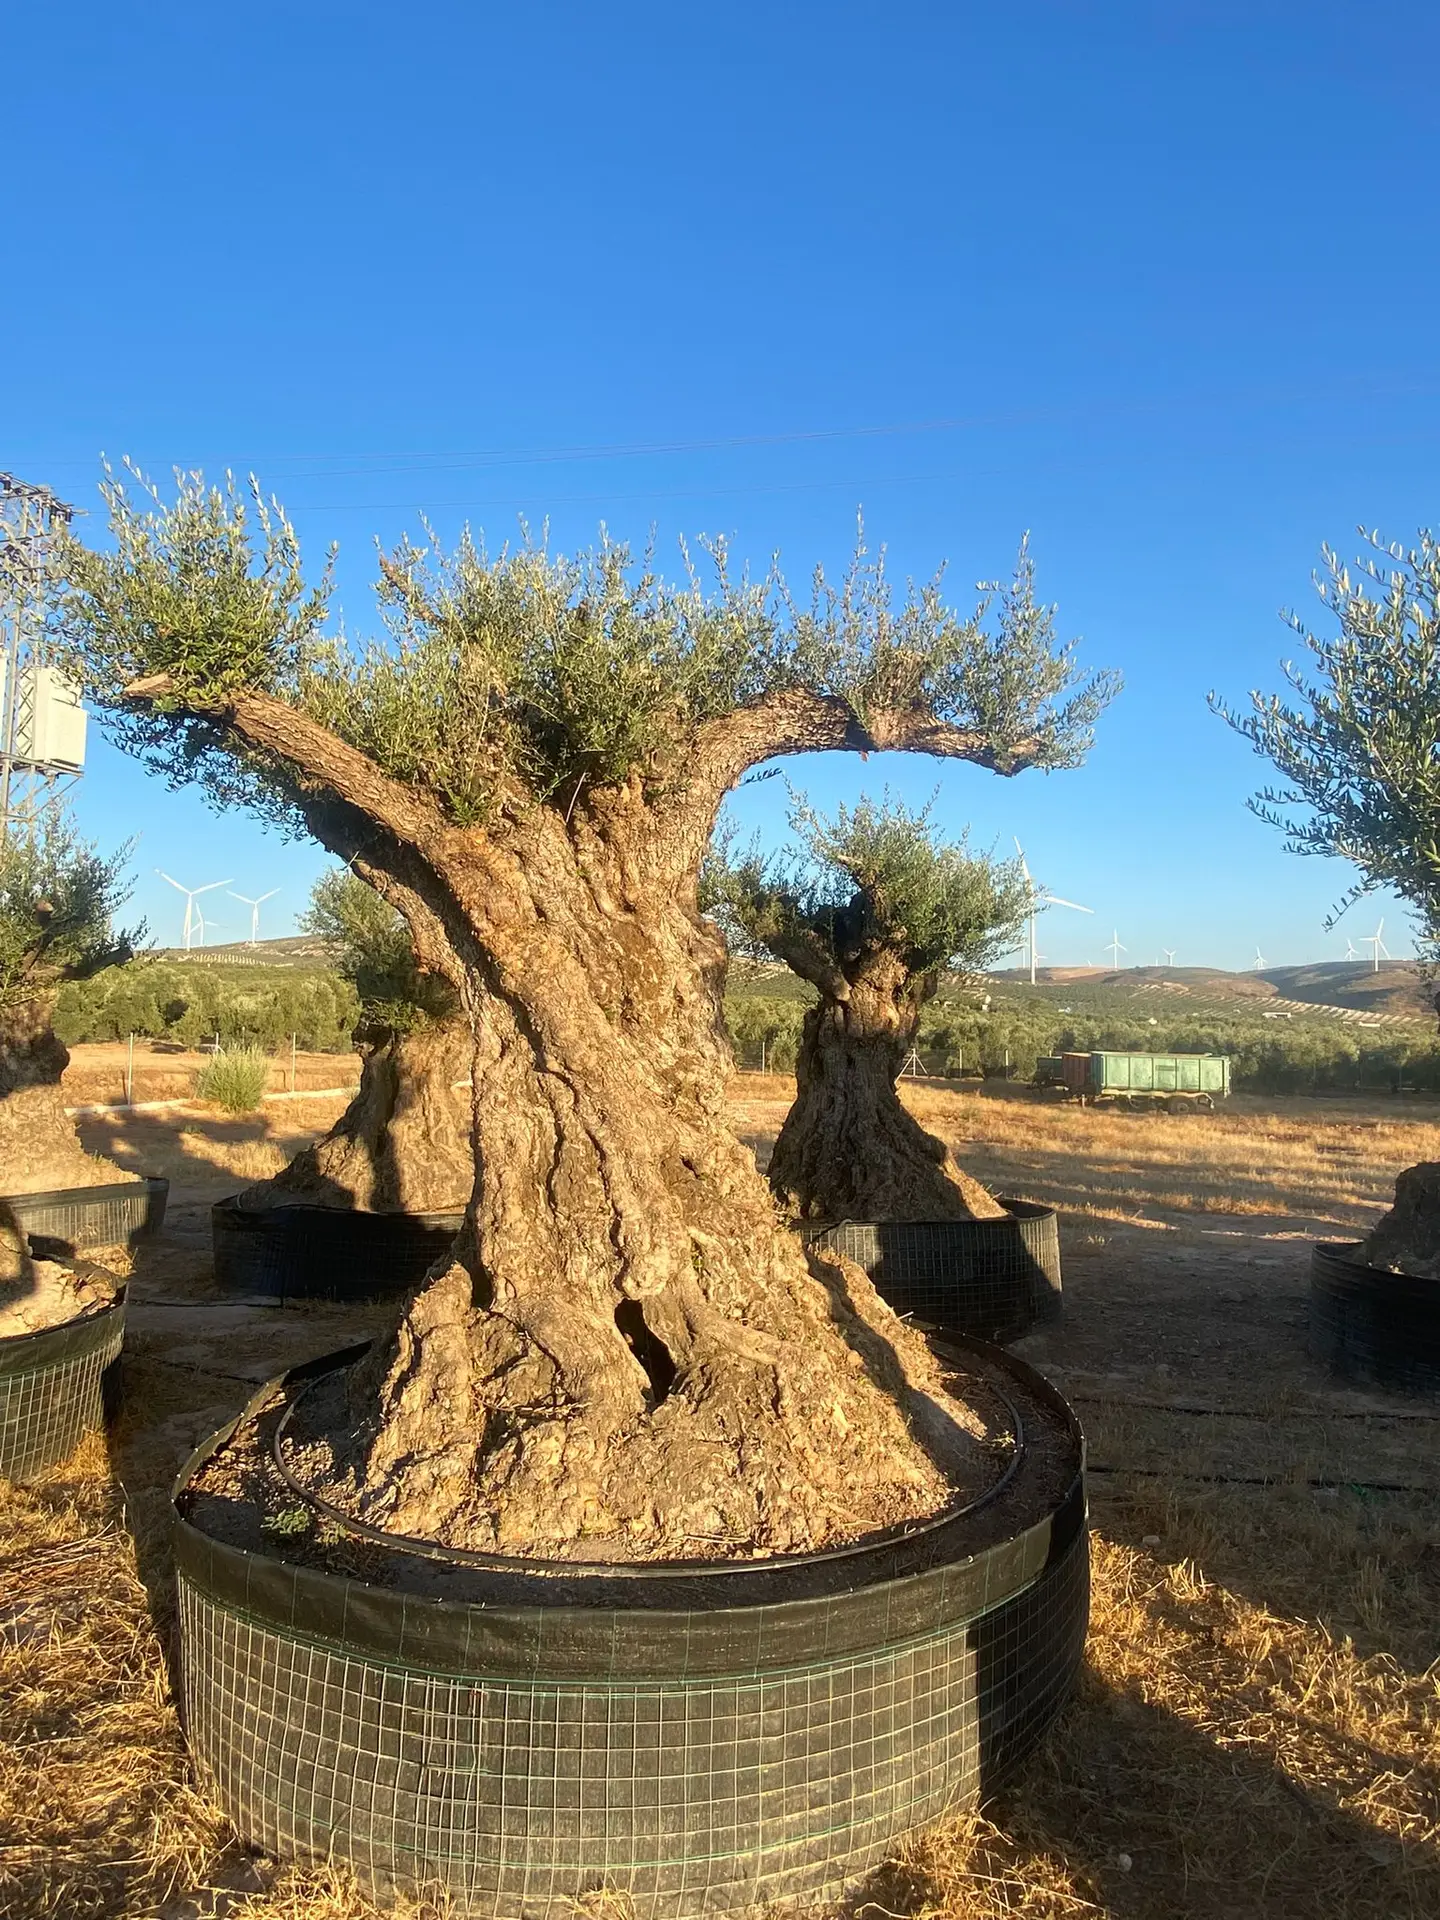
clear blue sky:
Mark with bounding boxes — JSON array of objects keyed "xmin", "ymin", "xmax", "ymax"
[{"xmin": 9, "ymin": 1, "xmax": 1437, "ymax": 967}]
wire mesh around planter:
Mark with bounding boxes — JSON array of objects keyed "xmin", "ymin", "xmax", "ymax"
[
  {"xmin": 211, "ymin": 1196, "xmax": 465, "ymax": 1303},
  {"xmin": 1310, "ymin": 1241, "xmax": 1440, "ymax": 1397},
  {"xmin": 806, "ymin": 1202, "xmax": 1062, "ymax": 1343},
  {"xmin": 3, "ymin": 1176, "xmax": 167, "ymax": 1252},
  {"xmin": 0, "ymin": 1289, "xmax": 125, "ymax": 1481},
  {"xmin": 172, "ymin": 1342, "xmax": 1088, "ymax": 1920}
]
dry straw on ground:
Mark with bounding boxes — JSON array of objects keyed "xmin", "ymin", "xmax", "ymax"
[{"xmin": 1, "ymin": 1082, "xmax": 1436, "ymax": 1918}]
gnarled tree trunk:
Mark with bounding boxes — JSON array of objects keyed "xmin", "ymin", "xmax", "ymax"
[
  {"xmin": 766, "ymin": 957, "xmax": 1006, "ymax": 1223},
  {"xmin": 236, "ymin": 1017, "xmax": 473, "ymax": 1213},
  {"xmin": 286, "ymin": 785, "xmax": 999, "ymax": 1561},
  {"xmin": 0, "ymin": 995, "xmax": 135, "ymax": 1198}
]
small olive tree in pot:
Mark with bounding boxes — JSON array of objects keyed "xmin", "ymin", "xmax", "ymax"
[{"xmin": 706, "ymin": 794, "xmax": 1030, "ymax": 1220}]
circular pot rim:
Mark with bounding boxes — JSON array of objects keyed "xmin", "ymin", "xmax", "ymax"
[
  {"xmin": 0, "ymin": 1283, "xmax": 127, "ymax": 1374},
  {"xmin": 803, "ymin": 1197, "xmax": 1057, "ymax": 1232},
  {"xmin": 1313, "ymin": 1238, "xmax": 1440, "ymax": 1294},
  {"xmin": 213, "ymin": 1192, "xmax": 466, "ymax": 1231},
  {"xmin": 173, "ymin": 1334, "xmax": 1084, "ymax": 1621}
]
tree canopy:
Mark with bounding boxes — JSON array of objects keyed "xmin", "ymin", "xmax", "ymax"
[
  {"xmin": 704, "ymin": 794, "xmax": 1032, "ymax": 999},
  {"xmin": 0, "ymin": 813, "xmax": 142, "ymax": 1016},
  {"xmin": 1214, "ymin": 529, "xmax": 1440, "ymax": 942},
  {"xmin": 52, "ymin": 466, "xmax": 1119, "ymax": 855}
]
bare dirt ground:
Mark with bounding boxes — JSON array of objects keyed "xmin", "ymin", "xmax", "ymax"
[
  {"xmin": 1, "ymin": 1079, "xmax": 1437, "ymax": 1918},
  {"xmin": 61, "ymin": 1041, "xmax": 361, "ymax": 1111}
]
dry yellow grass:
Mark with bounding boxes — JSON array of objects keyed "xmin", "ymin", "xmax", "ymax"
[
  {"xmin": 732, "ymin": 1073, "xmax": 1440, "ymax": 1236},
  {"xmin": 1, "ymin": 1083, "xmax": 1436, "ymax": 1917}
]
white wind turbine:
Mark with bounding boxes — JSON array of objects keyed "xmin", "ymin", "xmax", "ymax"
[
  {"xmin": 230, "ymin": 888, "xmax": 279, "ymax": 945},
  {"xmin": 1162, "ymin": 947, "xmax": 1177, "ymax": 966},
  {"xmin": 1253, "ymin": 946, "xmax": 1266, "ymax": 970},
  {"xmin": 1344, "ymin": 938, "xmax": 1358, "ymax": 961},
  {"xmin": 1105, "ymin": 929, "xmax": 1127, "ymax": 969},
  {"xmin": 1361, "ymin": 918, "xmax": 1390, "ymax": 973},
  {"xmin": 1013, "ymin": 839, "xmax": 1093, "ymax": 984},
  {"xmin": 157, "ymin": 871, "xmax": 233, "ymax": 952}
]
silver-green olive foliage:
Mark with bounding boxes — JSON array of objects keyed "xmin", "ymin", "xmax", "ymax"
[
  {"xmin": 51, "ymin": 464, "xmax": 1118, "ymax": 839},
  {"xmin": 301, "ymin": 867, "xmax": 456, "ymax": 1034},
  {"xmin": 1215, "ymin": 531, "xmax": 1440, "ymax": 943},
  {"xmin": 704, "ymin": 794, "xmax": 1032, "ymax": 994},
  {"xmin": 0, "ymin": 813, "xmax": 142, "ymax": 1014}
]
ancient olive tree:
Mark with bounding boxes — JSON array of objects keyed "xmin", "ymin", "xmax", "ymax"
[
  {"xmin": 1217, "ymin": 527, "xmax": 1440, "ymax": 1274},
  {"xmin": 235, "ymin": 866, "xmax": 472, "ymax": 1213},
  {"xmin": 55, "ymin": 473, "xmax": 1115, "ymax": 1556},
  {"xmin": 706, "ymin": 796, "xmax": 1030, "ymax": 1222},
  {"xmin": 0, "ymin": 813, "xmax": 142, "ymax": 1193}
]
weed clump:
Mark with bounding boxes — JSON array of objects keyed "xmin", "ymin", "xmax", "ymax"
[{"xmin": 194, "ymin": 1045, "xmax": 270, "ymax": 1113}]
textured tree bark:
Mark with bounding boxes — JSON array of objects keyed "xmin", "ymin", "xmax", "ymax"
[
  {"xmin": 236, "ymin": 1018, "xmax": 474, "ymax": 1213},
  {"xmin": 115, "ymin": 681, "xmax": 1038, "ymax": 1560},
  {"xmin": 0, "ymin": 996, "xmax": 135, "ymax": 1197},
  {"xmin": 767, "ymin": 958, "xmax": 1007, "ymax": 1223},
  {"xmin": 289, "ymin": 790, "xmax": 999, "ymax": 1559}
]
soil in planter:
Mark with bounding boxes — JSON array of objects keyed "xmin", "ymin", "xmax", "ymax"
[
  {"xmin": 181, "ymin": 1338, "xmax": 1081, "ymax": 1596},
  {"xmin": 0, "ymin": 1206, "xmax": 118, "ymax": 1337}
]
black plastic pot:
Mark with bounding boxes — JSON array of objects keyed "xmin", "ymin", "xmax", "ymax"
[
  {"xmin": 0, "ymin": 1288, "xmax": 126, "ymax": 1482},
  {"xmin": 172, "ymin": 1340, "xmax": 1088, "ymax": 1919},
  {"xmin": 1310, "ymin": 1241, "xmax": 1440, "ymax": 1397},
  {"xmin": 806, "ymin": 1201, "xmax": 1063, "ymax": 1343},
  {"xmin": 211, "ymin": 1196, "xmax": 465, "ymax": 1303},
  {"xmin": 2, "ymin": 1176, "xmax": 167, "ymax": 1252}
]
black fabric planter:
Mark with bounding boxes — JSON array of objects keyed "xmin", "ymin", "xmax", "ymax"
[
  {"xmin": 0, "ymin": 1289, "xmax": 126, "ymax": 1481},
  {"xmin": 3, "ymin": 1176, "xmax": 167, "ymax": 1252},
  {"xmin": 807, "ymin": 1202, "xmax": 1063, "ymax": 1343},
  {"xmin": 1310, "ymin": 1241, "xmax": 1440, "ymax": 1397},
  {"xmin": 172, "ymin": 1341, "xmax": 1088, "ymax": 1919},
  {"xmin": 211, "ymin": 1196, "xmax": 465, "ymax": 1303}
]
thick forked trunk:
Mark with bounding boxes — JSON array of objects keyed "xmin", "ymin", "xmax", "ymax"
[
  {"xmin": 767, "ymin": 962, "xmax": 1006, "ymax": 1224},
  {"xmin": 236, "ymin": 1018, "xmax": 473, "ymax": 1213},
  {"xmin": 292, "ymin": 792, "xmax": 1000, "ymax": 1561},
  {"xmin": 0, "ymin": 995, "xmax": 134, "ymax": 1198}
]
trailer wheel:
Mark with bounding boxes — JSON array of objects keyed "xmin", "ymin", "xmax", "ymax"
[
  {"xmin": 1165, "ymin": 1096, "xmax": 1190, "ymax": 1115},
  {"xmin": 1196, "ymin": 1094, "xmax": 1215, "ymax": 1113}
]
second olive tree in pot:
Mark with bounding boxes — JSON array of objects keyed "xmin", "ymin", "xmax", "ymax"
[
  {"xmin": 707, "ymin": 795, "xmax": 1061, "ymax": 1338},
  {"xmin": 57, "ymin": 476, "xmax": 1113, "ymax": 1916},
  {"xmin": 212, "ymin": 869, "xmax": 473, "ymax": 1299}
]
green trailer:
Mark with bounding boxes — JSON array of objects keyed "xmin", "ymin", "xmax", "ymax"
[{"xmin": 1044, "ymin": 1049, "xmax": 1230, "ymax": 1111}]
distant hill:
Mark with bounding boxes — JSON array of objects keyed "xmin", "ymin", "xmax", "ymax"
[
  {"xmin": 991, "ymin": 959, "xmax": 1433, "ymax": 1024},
  {"xmin": 1259, "ymin": 960, "xmax": 1433, "ymax": 1019},
  {"xmin": 153, "ymin": 934, "xmax": 336, "ymax": 968}
]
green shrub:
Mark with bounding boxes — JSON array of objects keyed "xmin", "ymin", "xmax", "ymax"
[{"xmin": 194, "ymin": 1045, "xmax": 272, "ymax": 1113}]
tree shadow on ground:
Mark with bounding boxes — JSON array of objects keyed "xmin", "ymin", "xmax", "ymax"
[
  {"xmin": 75, "ymin": 1105, "xmax": 328, "ymax": 1201},
  {"xmin": 854, "ymin": 1654, "xmax": 1436, "ymax": 1920}
]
